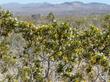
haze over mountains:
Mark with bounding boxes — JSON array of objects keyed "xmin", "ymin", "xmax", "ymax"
[{"xmin": 1, "ymin": 1, "xmax": 110, "ymax": 16}]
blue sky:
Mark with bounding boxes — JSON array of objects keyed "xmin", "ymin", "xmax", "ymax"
[{"xmin": 0, "ymin": 0, "xmax": 110, "ymax": 4}]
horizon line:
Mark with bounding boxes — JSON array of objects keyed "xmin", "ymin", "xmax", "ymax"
[{"xmin": 0, "ymin": 1, "xmax": 110, "ymax": 5}]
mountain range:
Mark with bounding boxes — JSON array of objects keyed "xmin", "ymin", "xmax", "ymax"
[{"xmin": 1, "ymin": 1, "xmax": 110, "ymax": 16}]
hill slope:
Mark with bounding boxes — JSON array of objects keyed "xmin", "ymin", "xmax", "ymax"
[{"xmin": 1, "ymin": 2, "xmax": 110, "ymax": 16}]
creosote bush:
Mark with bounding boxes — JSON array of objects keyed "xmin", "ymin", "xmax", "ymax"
[{"xmin": 0, "ymin": 9, "xmax": 110, "ymax": 82}]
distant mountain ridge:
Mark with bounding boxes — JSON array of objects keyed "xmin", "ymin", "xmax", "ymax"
[{"xmin": 1, "ymin": 1, "xmax": 110, "ymax": 16}]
